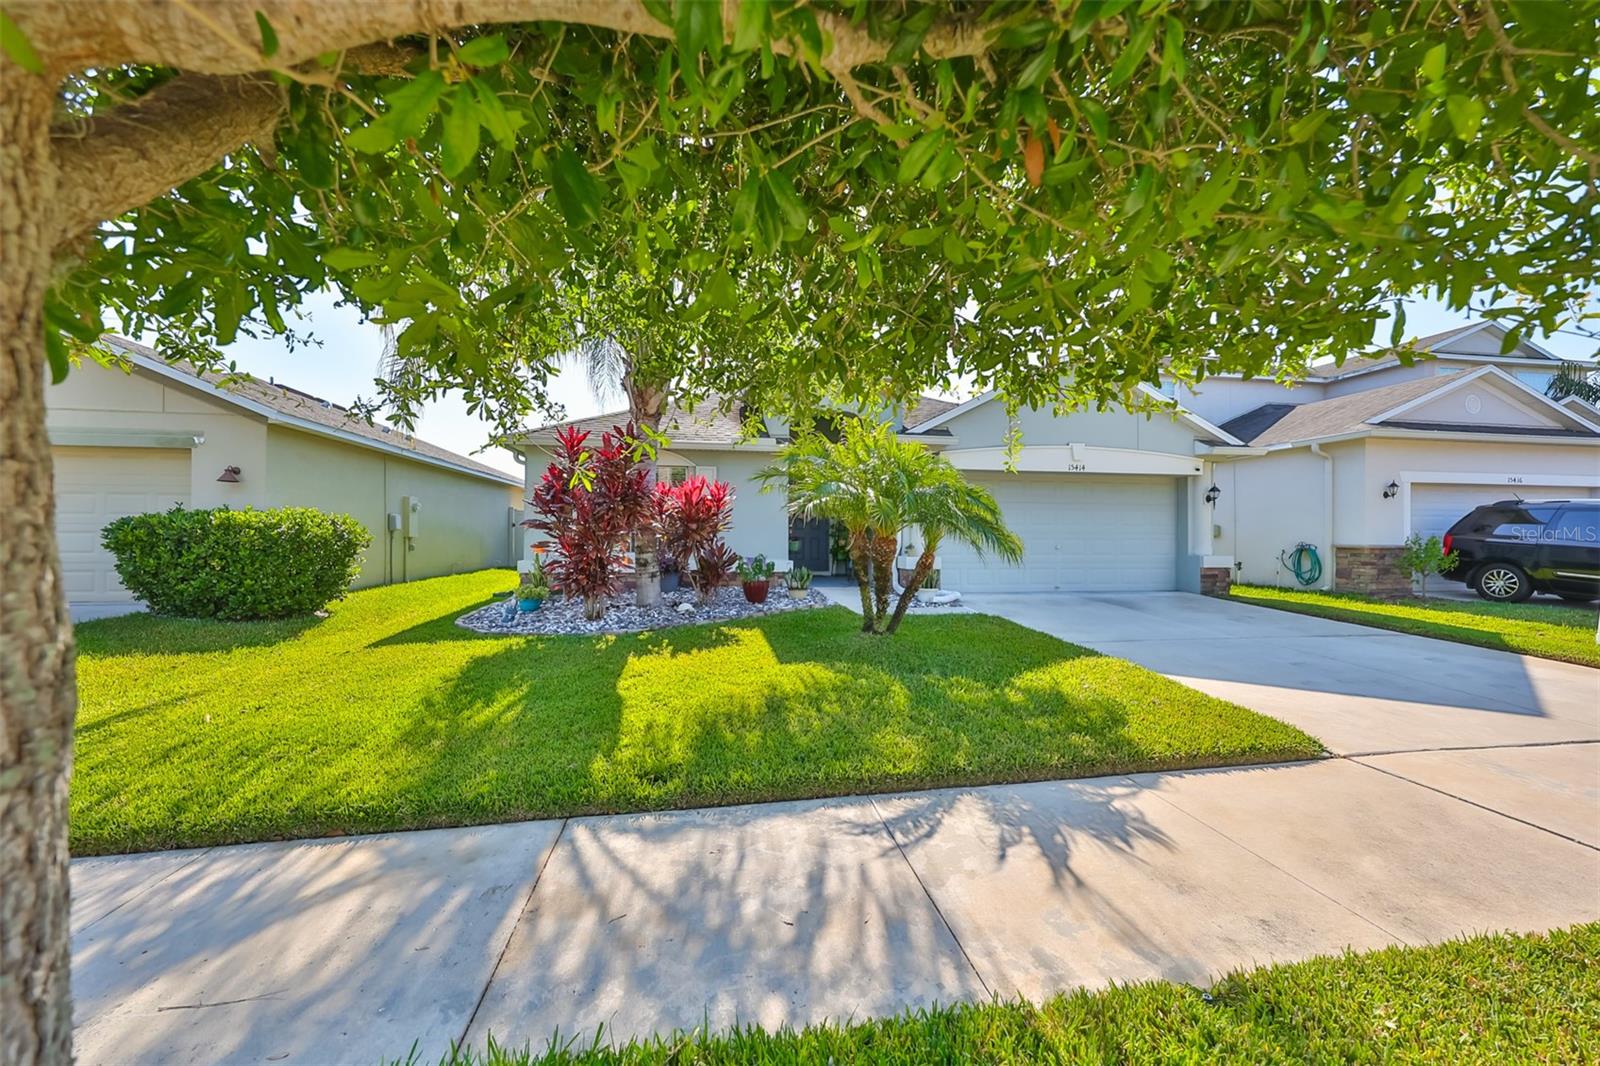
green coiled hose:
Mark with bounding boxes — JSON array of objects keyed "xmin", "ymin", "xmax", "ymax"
[{"xmin": 1280, "ymin": 542, "xmax": 1323, "ymax": 586}]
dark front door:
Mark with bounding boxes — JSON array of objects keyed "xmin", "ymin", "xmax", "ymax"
[{"xmin": 789, "ymin": 516, "xmax": 831, "ymax": 572}]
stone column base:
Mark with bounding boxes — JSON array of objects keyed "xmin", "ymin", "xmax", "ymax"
[
  {"xmin": 1334, "ymin": 545, "xmax": 1412, "ymax": 598},
  {"xmin": 1199, "ymin": 566, "xmax": 1233, "ymax": 596}
]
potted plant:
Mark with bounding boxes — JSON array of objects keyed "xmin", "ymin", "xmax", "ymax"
[
  {"xmin": 658, "ymin": 551, "xmax": 680, "ymax": 593},
  {"xmin": 785, "ymin": 565, "xmax": 812, "ymax": 600},
  {"xmin": 517, "ymin": 560, "xmax": 551, "ymax": 612},
  {"xmin": 739, "ymin": 554, "xmax": 776, "ymax": 603}
]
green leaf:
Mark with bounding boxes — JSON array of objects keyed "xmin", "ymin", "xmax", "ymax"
[
  {"xmin": 1445, "ymin": 94, "xmax": 1485, "ymax": 141},
  {"xmin": 1288, "ymin": 110, "xmax": 1329, "ymax": 142},
  {"xmin": 1159, "ymin": 17, "xmax": 1184, "ymax": 84},
  {"xmin": 45, "ymin": 331, "xmax": 69, "ymax": 385},
  {"xmin": 345, "ymin": 122, "xmax": 398, "ymax": 154},
  {"xmin": 440, "ymin": 99, "xmax": 480, "ymax": 177},
  {"xmin": 456, "ymin": 34, "xmax": 509, "ymax": 66},
  {"xmin": 897, "ymin": 228, "xmax": 943, "ymax": 247},
  {"xmin": 384, "ymin": 69, "xmax": 447, "ymax": 140},
  {"xmin": 323, "ymin": 248, "xmax": 382, "ymax": 270},
  {"xmin": 731, "ymin": 0, "xmax": 770, "ymax": 52},
  {"xmin": 1079, "ymin": 98, "xmax": 1110, "ymax": 144},
  {"xmin": 767, "ymin": 170, "xmax": 808, "ymax": 232},
  {"xmin": 1018, "ymin": 39, "xmax": 1058, "ymax": 90},
  {"xmin": 897, "ymin": 131, "xmax": 944, "ymax": 185},
  {"xmin": 0, "ymin": 8, "xmax": 43, "ymax": 73},
  {"xmin": 674, "ymin": 0, "xmax": 724, "ymax": 62},
  {"xmin": 886, "ymin": 4, "xmax": 937, "ymax": 64},
  {"xmin": 254, "ymin": 11, "xmax": 279, "ymax": 58},
  {"xmin": 550, "ymin": 147, "xmax": 602, "ymax": 227},
  {"xmin": 1421, "ymin": 42, "xmax": 1447, "ymax": 83},
  {"xmin": 1108, "ymin": 16, "xmax": 1159, "ymax": 87},
  {"xmin": 470, "ymin": 80, "xmax": 524, "ymax": 147}
]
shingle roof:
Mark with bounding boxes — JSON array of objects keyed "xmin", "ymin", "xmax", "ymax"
[
  {"xmin": 901, "ymin": 395, "xmax": 958, "ymax": 429},
  {"xmin": 522, "ymin": 394, "xmax": 765, "ymax": 447},
  {"xmin": 102, "ymin": 335, "xmax": 520, "ymax": 485},
  {"xmin": 1228, "ymin": 375, "xmax": 1469, "ymax": 446}
]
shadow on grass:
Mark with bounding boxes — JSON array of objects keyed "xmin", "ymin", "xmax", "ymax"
[{"xmin": 74, "ymin": 612, "xmax": 324, "ymax": 656}]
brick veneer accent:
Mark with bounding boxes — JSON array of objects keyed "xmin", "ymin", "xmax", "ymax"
[
  {"xmin": 1334, "ymin": 545, "xmax": 1413, "ymax": 598},
  {"xmin": 1198, "ymin": 566, "xmax": 1233, "ymax": 597}
]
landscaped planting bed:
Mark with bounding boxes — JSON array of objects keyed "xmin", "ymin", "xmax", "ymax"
[
  {"xmin": 457, "ymin": 584, "xmax": 830, "ymax": 636},
  {"xmin": 72, "ymin": 570, "xmax": 1319, "ymax": 854},
  {"xmin": 435, "ymin": 923, "xmax": 1600, "ymax": 1064}
]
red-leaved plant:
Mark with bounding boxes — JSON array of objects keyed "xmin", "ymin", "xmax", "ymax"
[
  {"xmin": 655, "ymin": 475, "xmax": 737, "ymax": 604},
  {"xmin": 526, "ymin": 423, "xmax": 656, "ymax": 620}
]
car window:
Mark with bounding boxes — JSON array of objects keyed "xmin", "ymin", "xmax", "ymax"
[
  {"xmin": 1549, "ymin": 508, "xmax": 1600, "ymax": 545},
  {"xmin": 1491, "ymin": 505, "xmax": 1561, "ymax": 541}
]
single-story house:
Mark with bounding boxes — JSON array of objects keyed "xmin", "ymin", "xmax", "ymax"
[
  {"xmin": 48, "ymin": 336, "xmax": 524, "ymax": 616},
  {"xmin": 515, "ymin": 320, "xmax": 1600, "ymax": 598}
]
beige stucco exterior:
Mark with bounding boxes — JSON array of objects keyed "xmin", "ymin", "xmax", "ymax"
[{"xmin": 47, "ymin": 358, "xmax": 522, "ymax": 608}]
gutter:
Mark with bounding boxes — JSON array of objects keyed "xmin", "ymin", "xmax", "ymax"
[{"xmin": 1309, "ymin": 443, "xmax": 1335, "ymax": 590}]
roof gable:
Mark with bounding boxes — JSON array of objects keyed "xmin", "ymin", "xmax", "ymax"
[
  {"xmin": 102, "ymin": 336, "xmax": 521, "ymax": 485},
  {"xmin": 1235, "ymin": 366, "xmax": 1600, "ymax": 445}
]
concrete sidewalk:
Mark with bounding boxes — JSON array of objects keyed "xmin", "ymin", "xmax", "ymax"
[{"xmin": 72, "ymin": 753, "xmax": 1600, "ymax": 1064}]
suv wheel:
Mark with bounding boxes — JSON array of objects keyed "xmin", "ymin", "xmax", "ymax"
[{"xmin": 1474, "ymin": 563, "xmax": 1533, "ymax": 603}]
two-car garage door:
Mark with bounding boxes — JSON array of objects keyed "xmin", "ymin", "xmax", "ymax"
[
  {"xmin": 54, "ymin": 446, "xmax": 190, "ymax": 604},
  {"xmin": 936, "ymin": 473, "xmax": 1179, "ymax": 592}
]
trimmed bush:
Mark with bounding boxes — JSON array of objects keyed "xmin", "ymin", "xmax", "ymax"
[{"xmin": 102, "ymin": 506, "xmax": 370, "ymax": 620}]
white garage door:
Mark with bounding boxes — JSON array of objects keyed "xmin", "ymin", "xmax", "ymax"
[
  {"xmin": 1411, "ymin": 483, "xmax": 1597, "ymax": 539},
  {"xmin": 54, "ymin": 446, "xmax": 191, "ymax": 604},
  {"xmin": 936, "ymin": 474, "xmax": 1179, "ymax": 592}
]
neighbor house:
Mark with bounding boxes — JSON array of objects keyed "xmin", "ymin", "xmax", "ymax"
[
  {"xmin": 513, "ymin": 321, "xmax": 1600, "ymax": 598},
  {"xmin": 48, "ymin": 336, "xmax": 524, "ymax": 616}
]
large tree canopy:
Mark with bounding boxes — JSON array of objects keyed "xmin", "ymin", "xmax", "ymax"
[{"xmin": 3, "ymin": 2, "xmax": 1598, "ymax": 1063}]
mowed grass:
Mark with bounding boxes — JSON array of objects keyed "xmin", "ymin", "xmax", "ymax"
[
  {"xmin": 1231, "ymin": 584, "xmax": 1600, "ymax": 668},
  {"xmin": 437, "ymin": 924, "xmax": 1600, "ymax": 1065},
  {"xmin": 73, "ymin": 570, "xmax": 1318, "ymax": 855}
]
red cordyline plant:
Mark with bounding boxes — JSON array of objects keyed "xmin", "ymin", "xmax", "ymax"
[
  {"xmin": 655, "ymin": 475, "xmax": 737, "ymax": 604},
  {"xmin": 526, "ymin": 423, "xmax": 656, "ymax": 620}
]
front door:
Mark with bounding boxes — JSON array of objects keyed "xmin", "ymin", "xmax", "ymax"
[{"xmin": 789, "ymin": 516, "xmax": 831, "ymax": 573}]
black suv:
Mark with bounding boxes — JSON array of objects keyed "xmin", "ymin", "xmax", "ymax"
[{"xmin": 1442, "ymin": 499, "xmax": 1600, "ymax": 603}]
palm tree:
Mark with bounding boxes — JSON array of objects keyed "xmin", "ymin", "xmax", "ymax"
[{"xmin": 760, "ymin": 418, "xmax": 1021, "ymax": 635}]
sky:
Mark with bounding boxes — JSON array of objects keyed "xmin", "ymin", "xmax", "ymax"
[{"xmin": 209, "ymin": 291, "xmax": 1596, "ymax": 479}]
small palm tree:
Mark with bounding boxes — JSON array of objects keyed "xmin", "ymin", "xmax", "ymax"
[{"xmin": 760, "ymin": 419, "xmax": 1021, "ymax": 635}]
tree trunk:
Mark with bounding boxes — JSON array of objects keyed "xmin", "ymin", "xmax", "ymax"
[
  {"xmin": 630, "ymin": 386, "xmax": 665, "ymax": 608},
  {"xmin": 847, "ymin": 530, "xmax": 875, "ymax": 632},
  {"xmin": 1, "ymin": 64, "xmax": 76, "ymax": 1066},
  {"xmin": 886, "ymin": 546, "xmax": 938, "ymax": 635},
  {"xmin": 867, "ymin": 533, "xmax": 898, "ymax": 632}
]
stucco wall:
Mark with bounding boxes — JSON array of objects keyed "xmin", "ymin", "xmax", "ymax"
[
  {"xmin": 679, "ymin": 448, "xmax": 791, "ymax": 559},
  {"xmin": 1350, "ymin": 437, "xmax": 1600, "ymax": 545},
  {"xmin": 266, "ymin": 427, "xmax": 521, "ymax": 587},
  {"xmin": 1220, "ymin": 445, "xmax": 1342, "ymax": 589},
  {"xmin": 940, "ymin": 397, "xmax": 1202, "ymax": 454},
  {"xmin": 46, "ymin": 358, "xmax": 268, "ymax": 509},
  {"xmin": 1171, "ymin": 377, "xmax": 1319, "ymax": 425}
]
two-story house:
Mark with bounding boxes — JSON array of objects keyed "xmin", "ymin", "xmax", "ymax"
[{"xmin": 515, "ymin": 321, "xmax": 1600, "ymax": 597}]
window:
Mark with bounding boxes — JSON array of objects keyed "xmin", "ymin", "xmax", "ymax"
[
  {"xmin": 657, "ymin": 465, "xmax": 692, "ymax": 486},
  {"xmin": 1550, "ymin": 508, "xmax": 1600, "ymax": 545},
  {"xmin": 1155, "ymin": 379, "xmax": 1178, "ymax": 398},
  {"xmin": 1516, "ymin": 371, "xmax": 1555, "ymax": 393},
  {"xmin": 1491, "ymin": 505, "xmax": 1561, "ymax": 541}
]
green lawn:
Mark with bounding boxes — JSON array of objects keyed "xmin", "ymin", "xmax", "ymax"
[
  {"xmin": 73, "ymin": 570, "xmax": 1318, "ymax": 855},
  {"xmin": 1230, "ymin": 584, "xmax": 1600, "ymax": 668},
  {"xmin": 434, "ymin": 923, "xmax": 1600, "ymax": 1064}
]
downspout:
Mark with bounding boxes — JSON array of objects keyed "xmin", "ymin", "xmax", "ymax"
[{"xmin": 1309, "ymin": 443, "xmax": 1335, "ymax": 590}]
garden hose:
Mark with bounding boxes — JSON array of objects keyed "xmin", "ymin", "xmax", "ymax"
[{"xmin": 1280, "ymin": 542, "xmax": 1323, "ymax": 587}]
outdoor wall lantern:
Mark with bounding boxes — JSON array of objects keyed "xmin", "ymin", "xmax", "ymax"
[
  {"xmin": 1383, "ymin": 479, "xmax": 1400, "ymax": 499},
  {"xmin": 1204, "ymin": 483, "xmax": 1221, "ymax": 505},
  {"xmin": 216, "ymin": 465, "xmax": 242, "ymax": 483}
]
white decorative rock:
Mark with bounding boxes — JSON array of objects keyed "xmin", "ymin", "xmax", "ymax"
[{"xmin": 676, "ymin": 602, "xmax": 694, "ymax": 614}]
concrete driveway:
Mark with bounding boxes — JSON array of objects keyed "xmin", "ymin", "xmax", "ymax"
[{"xmin": 963, "ymin": 591, "xmax": 1600, "ymax": 756}]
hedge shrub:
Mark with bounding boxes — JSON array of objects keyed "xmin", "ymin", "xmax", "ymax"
[{"xmin": 102, "ymin": 506, "xmax": 370, "ymax": 620}]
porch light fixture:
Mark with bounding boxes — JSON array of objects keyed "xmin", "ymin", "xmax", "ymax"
[
  {"xmin": 1383, "ymin": 480, "xmax": 1400, "ymax": 499},
  {"xmin": 1204, "ymin": 483, "xmax": 1221, "ymax": 505},
  {"xmin": 216, "ymin": 465, "xmax": 242, "ymax": 483}
]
